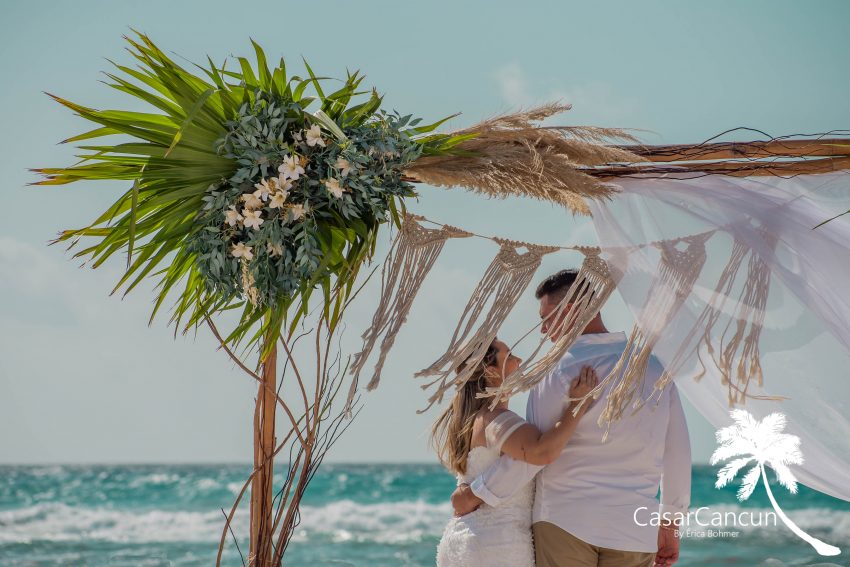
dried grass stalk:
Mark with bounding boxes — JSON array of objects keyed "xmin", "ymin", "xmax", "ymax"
[{"xmin": 404, "ymin": 102, "xmax": 647, "ymax": 214}]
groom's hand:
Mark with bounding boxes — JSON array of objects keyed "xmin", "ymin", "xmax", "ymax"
[
  {"xmin": 654, "ymin": 524, "xmax": 680, "ymax": 566},
  {"xmin": 451, "ymin": 483, "xmax": 483, "ymax": 517}
]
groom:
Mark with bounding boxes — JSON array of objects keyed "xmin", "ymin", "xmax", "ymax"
[{"xmin": 451, "ymin": 269, "xmax": 691, "ymax": 567}]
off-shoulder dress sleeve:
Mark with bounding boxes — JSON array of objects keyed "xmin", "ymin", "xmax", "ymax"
[{"xmin": 484, "ymin": 410, "xmax": 527, "ymax": 452}]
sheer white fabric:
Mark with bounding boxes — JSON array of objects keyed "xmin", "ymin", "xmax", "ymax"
[
  {"xmin": 588, "ymin": 170, "xmax": 850, "ymax": 502},
  {"xmin": 436, "ymin": 410, "xmax": 535, "ymax": 567}
]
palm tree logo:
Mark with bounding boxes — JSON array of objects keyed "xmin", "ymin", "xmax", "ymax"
[{"xmin": 710, "ymin": 409, "xmax": 841, "ymax": 557}]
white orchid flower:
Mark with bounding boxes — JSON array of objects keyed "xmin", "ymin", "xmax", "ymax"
[
  {"xmin": 275, "ymin": 174, "xmax": 294, "ymax": 193},
  {"xmin": 267, "ymin": 242, "xmax": 284, "ymax": 257},
  {"xmin": 253, "ymin": 184, "xmax": 271, "ymax": 203},
  {"xmin": 278, "ymin": 154, "xmax": 305, "ymax": 180},
  {"xmin": 253, "ymin": 177, "xmax": 274, "ymax": 200},
  {"xmin": 225, "ymin": 205, "xmax": 243, "ymax": 227},
  {"xmin": 334, "ymin": 156, "xmax": 352, "ymax": 177},
  {"xmin": 269, "ymin": 191, "xmax": 289, "ymax": 209},
  {"xmin": 290, "ymin": 203, "xmax": 307, "ymax": 221},
  {"xmin": 240, "ymin": 192, "xmax": 263, "ymax": 210},
  {"xmin": 305, "ymin": 124, "xmax": 326, "ymax": 148},
  {"xmin": 230, "ymin": 242, "xmax": 253, "ymax": 260},
  {"xmin": 324, "ymin": 177, "xmax": 346, "ymax": 199},
  {"xmin": 242, "ymin": 209, "xmax": 264, "ymax": 230}
]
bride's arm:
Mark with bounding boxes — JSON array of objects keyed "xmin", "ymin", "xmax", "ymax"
[
  {"xmin": 499, "ymin": 365, "xmax": 597, "ymax": 466},
  {"xmin": 451, "ymin": 366, "xmax": 598, "ymax": 516}
]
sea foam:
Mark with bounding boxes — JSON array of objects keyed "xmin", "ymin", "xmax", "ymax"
[{"xmin": 2, "ymin": 501, "xmax": 847, "ymax": 547}]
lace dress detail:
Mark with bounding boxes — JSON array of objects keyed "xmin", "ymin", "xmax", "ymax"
[{"xmin": 436, "ymin": 410, "xmax": 536, "ymax": 567}]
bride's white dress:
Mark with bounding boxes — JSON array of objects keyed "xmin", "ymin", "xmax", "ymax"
[{"xmin": 436, "ymin": 410, "xmax": 535, "ymax": 567}]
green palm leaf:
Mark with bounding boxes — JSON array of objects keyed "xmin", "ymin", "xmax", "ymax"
[{"xmin": 32, "ymin": 30, "xmax": 470, "ymax": 360}]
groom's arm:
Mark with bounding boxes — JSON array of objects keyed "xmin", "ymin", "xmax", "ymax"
[
  {"xmin": 452, "ymin": 455, "xmax": 544, "ymax": 516},
  {"xmin": 468, "ymin": 454, "xmax": 544, "ymax": 508},
  {"xmin": 656, "ymin": 382, "xmax": 691, "ymax": 566},
  {"xmin": 452, "ymin": 383, "xmax": 548, "ymax": 515},
  {"xmin": 659, "ymin": 382, "xmax": 691, "ymax": 521}
]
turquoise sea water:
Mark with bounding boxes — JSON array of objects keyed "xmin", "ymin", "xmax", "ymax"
[{"xmin": 1, "ymin": 464, "xmax": 848, "ymax": 566}]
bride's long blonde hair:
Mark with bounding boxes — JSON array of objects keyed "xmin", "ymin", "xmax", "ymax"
[{"xmin": 430, "ymin": 342, "xmax": 499, "ymax": 475}]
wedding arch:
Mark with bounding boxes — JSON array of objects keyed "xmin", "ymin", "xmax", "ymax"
[{"xmin": 32, "ymin": 30, "xmax": 850, "ymax": 565}]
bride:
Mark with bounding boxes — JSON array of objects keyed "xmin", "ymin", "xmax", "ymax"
[{"xmin": 432, "ymin": 338, "xmax": 597, "ymax": 567}]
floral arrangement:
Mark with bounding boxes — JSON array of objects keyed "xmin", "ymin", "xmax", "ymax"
[
  {"xmin": 33, "ymin": 31, "xmax": 464, "ymax": 353},
  {"xmin": 189, "ymin": 88, "xmax": 427, "ymax": 309}
]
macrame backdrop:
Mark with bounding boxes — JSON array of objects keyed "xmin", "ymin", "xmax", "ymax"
[
  {"xmin": 346, "ymin": 215, "xmax": 471, "ymax": 413},
  {"xmin": 484, "ymin": 246, "xmax": 617, "ymax": 408},
  {"xmin": 588, "ymin": 170, "xmax": 850, "ymax": 503},
  {"xmin": 414, "ymin": 240, "xmax": 558, "ymax": 412},
  {"xmin": 583, "ymin": 231, "xmax": 712, "ymax": 440},
  {"xmin": 341, "ymin": 169, "xmax": 850, "ymax": 507},
  {"xmin": 651, "ymin": 226, "xmax": 782, "ymax": 407}
]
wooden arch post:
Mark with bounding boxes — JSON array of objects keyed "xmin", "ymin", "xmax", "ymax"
[{"xmin": 249, "ymin": 330, "xmax": 277, "ymax": 567}]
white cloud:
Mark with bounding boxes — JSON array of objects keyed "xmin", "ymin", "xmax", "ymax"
[
  {"xmin": 550, "ymin": 82, "xmax": 642, "ymax": 126},
  {"xmin": 495, "ymin": 61, "xmax": 533, "ymax": 107},
  {"xmin": 0, "ymin": 237, "xmax": 56, "ymax": 291},
  {"xmin": 493, "ymin": 62, "xmax": 642, "ymax": 128}
]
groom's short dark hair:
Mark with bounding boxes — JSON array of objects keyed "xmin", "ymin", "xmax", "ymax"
[{"xmin": 535, "ymin": 269, "xmax": 589, "ymax": 302}]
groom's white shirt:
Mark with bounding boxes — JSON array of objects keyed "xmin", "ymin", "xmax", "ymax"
[{"xmin": 469, "ymin": 331, "xmax": 691, "ymax": 553}]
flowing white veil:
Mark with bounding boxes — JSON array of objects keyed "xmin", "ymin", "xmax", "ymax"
[{"xmin": 589, "ymin": 170, "xmax": 850, "ymax": 502}]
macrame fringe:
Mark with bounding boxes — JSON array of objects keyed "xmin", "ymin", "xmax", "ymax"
[
  {"xmin": 415, "ymin": 240, "xmax": 558, "ymax": 413},
  {"xmin": 592, "ymin": 232, "xmax": 713, "ymax": 441},
  {"xmin": 344, "ymin": 215, "xmax": 471, "ymax": 415},
  {"xmin": 482, "ymin": 247, "xmax": 617, "ymax": 408},
  {"xmin": 652, "ymin": 227, "xmax": 785, "ymax": 407}
]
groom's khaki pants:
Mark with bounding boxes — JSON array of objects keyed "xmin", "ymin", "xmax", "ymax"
[{"xmin": 532, "ymin": 521, "xmax": 656, "ymax": 567}]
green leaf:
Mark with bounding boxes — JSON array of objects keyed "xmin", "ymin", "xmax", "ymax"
[
  {"xmin": 60, "ymin": 126, "xmax": 122, "ymax": 144},
  {"xmin": 126, "ymin": 176, "xmax": 141, "ymax": 268},
  {"xmin": 301, "ymin": 57, "xmax": 325, "ymax": 100},
  {"xmin": 408, "ymin": 112, "xmax": 461, "ymax": 135},
  {"xmin": 237, "ymin": 57, "xmax": 258, "ymax": 87},
  {"xmin": 250, "ymin": 38, "xmax": 272, "ymax": 89},
  {"xmin": 312, "ymin": 110, "xmax": 348, "ymax": 143},
  {"xmin": 164, "ymin": 87, "xmax": 216, "ymax": 158},
  {"xmin": 35, "ymin": 30, "xmax": 468, "ymax": 363}
]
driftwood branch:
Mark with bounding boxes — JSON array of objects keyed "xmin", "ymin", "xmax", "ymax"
[
  {"xmin": 403, "ymin": 133, "xmax": 850, "ymax": 183},
  {"xmin": 205, "ymin": 315, "xmax": 308, "ymax": 448}
]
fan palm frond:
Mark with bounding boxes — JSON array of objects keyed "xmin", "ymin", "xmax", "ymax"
[
  {"xmin": 770, "ymin": 462, "xmax": 799, "ymax": 494},
  {"xmin": 756, "ymin": 412, "xmax": 787, "ymax": 438},
  {"xmin": 710, "ymin": 434, "xmax": 757, "ymax": 464},
  {"xmin": 763, "ymin": 433, "xmax": 803, "ymax": 466},
  {"xmin": 737, "ymin": 464, "xmax": 761, "ymax": 501},
  {"xmin": 714, "ymin": 456, "xmax": 753, "ymax": 489}
]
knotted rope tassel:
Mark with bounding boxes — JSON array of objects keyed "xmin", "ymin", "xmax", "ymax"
[
  {"xmin": 592, "ymin": 232, "xmax": 712, "ymax": 441},
  {"xmin": 344, "ymin": 214, "xmax": 471, "ymax": 416},
  {"xmin": 652, "ymin": 226, "xmax": 784, "ymax": 407},
  {"xmin": 483, "ymin": 247, "xmax": 617, "ymax": 408},
  {"xmin": 416, "ymin": 240, "xmax": 559, "ymax": 413}
]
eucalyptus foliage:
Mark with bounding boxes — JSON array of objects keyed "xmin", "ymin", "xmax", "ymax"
[{"xmin": 32, "ymin": 30, "xmax": 468, "ymax": 359}]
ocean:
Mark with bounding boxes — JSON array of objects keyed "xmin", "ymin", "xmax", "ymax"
[{"xmin": 1, "ymin": 464, "xmax": 847, "ymax": 566}]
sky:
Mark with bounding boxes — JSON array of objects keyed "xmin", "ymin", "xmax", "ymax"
[{"xmin": 2, "ymin": 0, "xmax": 849, "ymax": 465}]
